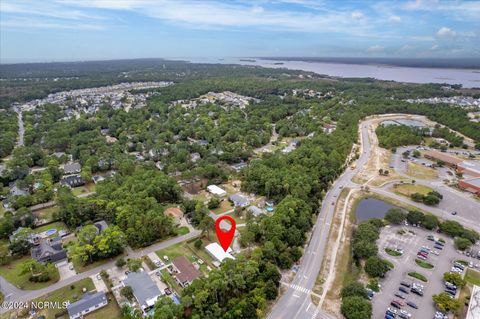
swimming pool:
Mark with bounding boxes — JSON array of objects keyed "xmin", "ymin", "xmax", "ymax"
[{"xmin": 45, "ymin": 229, "xmax": 57, "ymax": 236}]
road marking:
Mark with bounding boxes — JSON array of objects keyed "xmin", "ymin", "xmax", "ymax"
[
  {"xmin": 306, "ymin": 303, "xmax": 311, "ymax": 311},
  {"xmin": 290, "ymin": 284, "xmax": 311, "ymax": 294},
  {"xmin": 312, "ymin": 307, "xmax": 320, "ymax": 318},
  {"xmin": 293, "ymin": 293, "xmax": 300, "ymax": 298}
]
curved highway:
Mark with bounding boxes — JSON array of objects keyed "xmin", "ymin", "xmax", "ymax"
[{"xmin": 268, "ymin": 116, "xmax": 480, "ymax": 318}]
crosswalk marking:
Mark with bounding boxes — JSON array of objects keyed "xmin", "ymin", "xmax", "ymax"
[
  {"xmin": 312, "ymin": 307, "xmax": 320, "ymax": 318},
  {"xmin": 290, "ymin": 284, "xmax": 311, "ymax": 294}
]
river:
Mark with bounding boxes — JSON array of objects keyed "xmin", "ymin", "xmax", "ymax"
[{"xmin": 188, "ymin": 57, "xmax": 480, "ymax": 88}]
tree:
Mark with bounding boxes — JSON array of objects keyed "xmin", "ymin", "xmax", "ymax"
[
  {"xmin": 121, "ymin": 286, "xmax": 134, "ymax": 300},
  {"xmin": 116, "ymin": 257, "xmax": 126, "ymax": 268},
  {"xmin": 410, "ymin": 192, "xmax": 424, "ymax": 202},
  {"xmin": 199, "ymin": 216, "xmax": 215, "ymax": 240},
  {"xmin": 153, "ymin": 296, "xmax": 183, "ymax": 319},
  {"xmin": 194, "ymin": 239, "xmax": 203, "ymax": 250},
  {"xmin": 127, "ymin": 258, "xmax": 142, "ymax": 272},
  {"xmin": 8, "ymin": 228, "xmax": 33, "ymax": 257},
  {"xmin": 19, "ymin": 259, "xmax": 54, "ymax": 282},
  {"xmin": 406, "ymin": 210, "xmax": 425, "ymax": 225},
  {"xmin": 341, "ymin": 282, "xmax": 368, "ymax": 299},
  {"xmin": 207, "ymin": 197, "xmax": 220, "ymax": 209},
  {"xmin": 364, "ymin": 256, "xmax": 390, "ymax": 278},
  {"xmin": 423, "ymin": 215, "xmax": 439, "ymax": 230},
  {"xmin": 454, "ymin": 237, "xmax": 472, "ymax": 251},
  {"xmin": 443, "ymin": 272, "xmax": 465, "ymax": 287},
  {"xmin": 432, "ymin": 293, "xmax": 461, "ymax": 314},
  {"xmin": 341, "ymin": 296, "xmax": 372, "ymax": 319},
  {"xmin": 353, "ymin": 241, "xmax": 378, "ymax": 260},
  {"xmin": 423, "ymin": 194, "xmax": 441, "ymax": 206},
  {"xmin": 385, "ymin": 208, "xmax": 406, "ymax": 224}
]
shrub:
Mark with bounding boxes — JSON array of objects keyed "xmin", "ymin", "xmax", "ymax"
[
  {"xmin": 408, "ymin": 272, "xmax": 428, "ymax": 282},
  {"xmin": 341, "ymin": 282, "xmax": 368, "ymax": 299},
  {"xmin": 341, "ymin": 296, "xmax": 372, "ymax": 319}
]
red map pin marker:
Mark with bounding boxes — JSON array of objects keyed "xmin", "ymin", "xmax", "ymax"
[{"xmin": 215, "ymin": 215, "xmax": 236, "ymax": 252}]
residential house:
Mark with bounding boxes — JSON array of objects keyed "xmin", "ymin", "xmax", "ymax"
[
  {"xmin": 205, "ymin": 243, "xmax": 235, "ymax": 264},
  {"xmin": 31, "ymin": 237, "xmax": 67, "ymax": 263},
  {"xmin": 207, "ymin": 185, "xmax": 227, "ymax": 197},
  {"xmin": 171, "ymin": 256, "xmax": 201, "ymax": 287},
  {"xmin": 229, "ymin": 194, "xmax": 250, "ymax": 207},
  {"xmin": 230, "ymin": 162, "xmax": 248, "ymax": 172},
  {"xmin": 93, "ymin": 220, "xmax": 108, "ymax": 234},
  {"xmin": 67, "ymin": 291, "xmax": 108, "ymax": 319},
  {"xmin": 459, "ymin": 177, "xmax": 480, "ymax": 195},
  {"xmin": 190, "ymin": 152, "xmax": 201, "ymax": 162},
  {"xmin": 164, "ymin": 207, "xmax": 184, "ymax": 222},
  {"xmin": 248, "ymin": 205, "xmax": 265, "ymax": 217},
  {"xmin": 60, "ymin": 175, "xmax": 85, "ymax": 188},
  {"xmin": 123, "ymin": 272, "xmax": 162, "ymax": 313},
  {"xmin": 63, "ymin": 162, "xmax": 82, "ymax": 174},
  {"xmin": 92, "ymin": 175, "xmax": 105, "ymax": 184}
]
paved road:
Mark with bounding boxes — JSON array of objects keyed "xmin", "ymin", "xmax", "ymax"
[
  {"xmin": 268, "ymin": 121, "xmax": 373, "ymax": 319},
  {"xmin": 0, "ymin": 230, "xmax": 200, "ymax": 312},
  {"xmin": 13, "ymin": 106, "xmax": 24, "ymax": 147},
  {"xmin": 268, "ymin": 116, "xmax": 480, "ymax": 319}
]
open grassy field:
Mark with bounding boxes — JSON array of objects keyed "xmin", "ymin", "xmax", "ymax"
[
  {"xmin": 35, "ymin": 206, "xmax": 59, "ymax": 221},
  {"xmin": 465, "ymin": 268, "xmax": 480, "ymax": 286},
  {"xmin": 211, "ymin": 199, "xmax": 233, "ymax": 215},
  {"xmin": 72, "ymin": 182, "xmax": 96, "ymax": 196},
  {"xmin": 0, "ymin": 256, "xmax": 60, "ymax": 290},
  {"xmin": 407, "ymin": 162, "xmax": 438, "ymax": 180},
  {"xmin": 391, "ymin": 183, "xmax": 433, "ymax": 197}
]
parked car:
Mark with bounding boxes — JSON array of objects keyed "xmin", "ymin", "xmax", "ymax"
[
  {"xmin": 399, "ymin": 287, "xmax": 409, "ymax": 294},
  {"xmin": 390, "ymin": 301, "xmax": 401, "ymax": 309},
  {"xmin": 400, "ymin": 281, "xmax": 411, "ymax": 288},
  {"xmin": 406, "ymin": 301, "xmax": 418, "ymax": 309},
  {"xmin": 395, "ymin": 293, "xmax": 406, "ymax": 299},
  {"xmin": 411, "ymin": 288, "xmax": 423, "ymax": 296}
]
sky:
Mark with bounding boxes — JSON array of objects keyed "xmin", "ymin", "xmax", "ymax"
[{"xmin": 0, "ymin": 0, "xmax": 479, "ymax": 63}]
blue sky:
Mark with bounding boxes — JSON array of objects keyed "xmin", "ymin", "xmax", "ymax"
[{"xmin": 1, "ymin": 0, "xmax": 479, "ymax": 63}]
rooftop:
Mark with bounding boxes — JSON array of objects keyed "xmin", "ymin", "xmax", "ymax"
[
  {"xmin": 462, "ymin": 177, "xmax": 480, "ymax": 188},
  {"xmin": 466, "ymin": 285, "xmax": 480, "ymax": 319},
  {"xmin": 123, "ymin": 271, "xmax": 161, "ymax": 308},
  {"xmin": 205, "ymin": 243, "xmax": 235, "ymax": 263},
  {"xmin": 67, "ymin": 292, "xmax": 107, "ymax": 318},
  {"xmin": 458, "ymin": 160, "xmax": 480, "ymax": 174},
  {"xmin": 172, "ymin": 256, "xmax": 201, "ymax": 284},
  {"xmin": 424, "ymin": 150, "xmax": 462, "ymax": 165}
]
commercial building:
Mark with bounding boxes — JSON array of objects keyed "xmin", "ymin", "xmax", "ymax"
[
  {"xmin": 123, "ymin": 272, "xmax": 162, "ymax": 313},
  {"xmin": 171, "ymin": 256, "xmax": 201, "ymax": 287},
  {"xmin": 205, "ymin": 243, "xmax": 235, "ymax": 264},
  {"xmin": 67, "ymin": 292, "xmax": 108, "ymax": 319},
  {"xmin": 457, "ymin": 160, "xmax": 480, "ymax": 177},
  {"xmin": 207, "ymin": 185, "xmax": 227, "ymax": 197},
  {"xmin": 466, "ymin": 285, "xmax": 480, "ymax": 319},
  {"xmin": 423, "ymin": 150, "xmax": 462, "ymax": 167},
  {"xmin": 459, "ymin": 177, "xmax": 480, "ymax": 195}
]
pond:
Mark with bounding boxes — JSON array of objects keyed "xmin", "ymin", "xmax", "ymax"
[{"xmin": 355, "ymin": 197, "xmax": 400, "ymax": 223}]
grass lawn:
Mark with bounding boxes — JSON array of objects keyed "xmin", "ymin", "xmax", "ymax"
[
  {"xmin": 192, "ymin": 191, "xmax": 209, "ymax": 203},
  {"xmin": 465, "ymin": 268, "xmax": 480, "ymax": 286},
  {"xmin": 84, "ymin": 293, "xmax": 121, "ymax": 319},
  {"xmin": 161, "ymin": 269, "xmax": 183, "ymax": 294},
  {"xmin": 391, "ymin": 183, "xmax": 433, "ymax": 197},
  {"xmin": 225, "ymin": 211, "xmax": 245, "ymax": 225},
  {"xmin": 156, "ymin": 237, "xmax": 214, "ymax": 274},
  {"xmin": 385, "ymin": 248, "xmax": 402, "ymax": 257},
  {"xmin": 407, "ymin": 162, "xmax": 438, "ymax": 180},
  {"xmin": 176, "ymin": 226, "xmax": 190, "ymax": 236},
  {"xmin": 28, "ymin": 278, "xmax": 95, "ymax": 319},
  {"xmin": 0, "ymin": 256, "xmax": 60, "ymax": 290},
  {"xmin": 72, "ymin": 253, "xmax": 124, "ymax": 273},
  {"xmin": 408, "ymin": 271, "xmax": 428, "ymax": 282},
  {"xmin": 415, "ymin": 259, "xmax": 434, "ymax": 269},
  {"xmin": 211, "ymin": 200, "xmax": 233, "ymax": 215},
  {"xmin": 35, "ymin": 206, "xmax": 59, "ymax": 221}
]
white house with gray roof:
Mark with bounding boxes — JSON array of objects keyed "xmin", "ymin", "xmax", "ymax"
[
  {"xmin": 67, "ymin": 291, "xmax": 108, "ymax": 319},
  {"xmin": 229, "ymin": 194, "xmax": 250, "ymax": 207}
]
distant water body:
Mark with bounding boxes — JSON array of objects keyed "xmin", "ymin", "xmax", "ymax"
[{"xmin": 189, "ymin": 57, "xmax": 480, "ymax": 88}]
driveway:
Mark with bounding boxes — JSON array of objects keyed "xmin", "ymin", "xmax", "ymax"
[{"xmin": 56, "ymin": 261, "xmax": 76, "ymax": 280}]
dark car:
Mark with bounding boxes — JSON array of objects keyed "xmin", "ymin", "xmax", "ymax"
[
  {"xmin": 407, "ymin": 301, "xmax": 418, "ymax": 309},
  {"xmin": 434, "ymin": 245, "xmax": 443, "ymax": 250},
  {"xmin": 400, "ymin": 281, "xmax": 411, "ymax": 288},
  {"xmin": 390, "ymin": 301, "xmax": 401, "ymax": 309},
  {"xmin": 411, "ymin": 288, "xmax": 424, "ymax": 296},
  {"xmin": 386, "ymin": 310, "xmax": 396, "ymax": 317},
  {"xmin": 395, "ymin": 293, "xmax": 406, "ymax": 299},
  {"xmin": 399, "ymin": 313, "xmax": 409, "ymax": 319},
  {"xmin": 399, "ymin": 287, "xmax": 409, "ymax": 294},
  {"xmin": 385, "ymin": 315, "xmax": 395, "ymax": 319},
  {"xmin": 435, "ymin": 241, "xmax": 445, "ymax": 246}
]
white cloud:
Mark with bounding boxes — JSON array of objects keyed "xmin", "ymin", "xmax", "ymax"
[
  {"xmin": 388, "ymin": 15, "xmax": 401, "ymax": 22},
  {"xmin": 430, "ymin": 44, "xmax": 439, "ymax": 50},
  {"xmin": 436, "ymin": 27, "xmax": 456, "ymax": 38},
  {"xmin": 351, "ymin": 11, "xmax": 364, "ymax": 19},
  {"xmin": 367, "ymin": 45, "xmax": 384, "ymax": 53}
]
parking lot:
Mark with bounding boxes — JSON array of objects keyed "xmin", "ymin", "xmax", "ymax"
[{"xmin": 373, "ymin": 224, "xmax": 480, "ymax": 319}]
